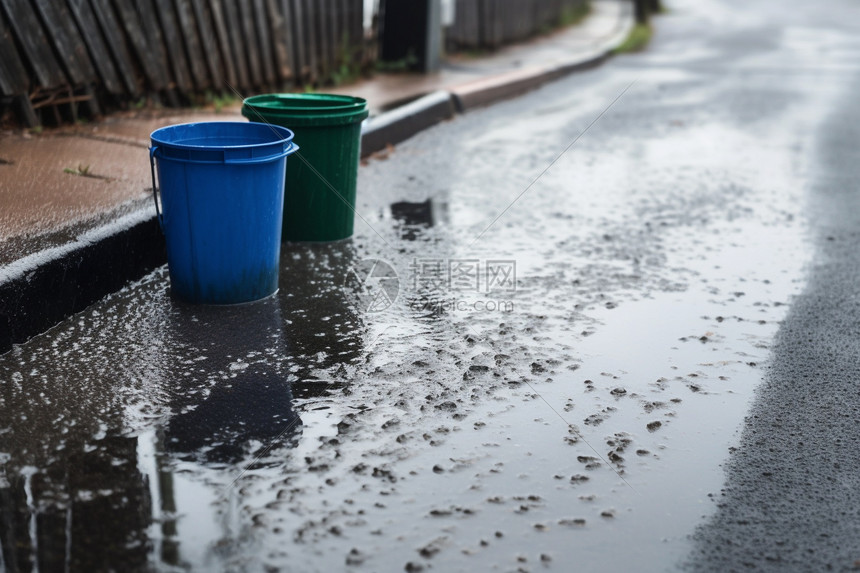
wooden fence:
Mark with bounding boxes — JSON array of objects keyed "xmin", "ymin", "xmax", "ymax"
[
  {"xmin": 446, "ymin": 0, "xmax": 589, "ymax": 51},
  {"xmin": 0, "ymin": 0, "xmax": 367, "ymax": 127}
]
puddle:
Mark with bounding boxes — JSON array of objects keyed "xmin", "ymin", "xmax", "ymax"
[{"xmin": 0, "ymin": 1, "xmax": 846, "ymax": 567}]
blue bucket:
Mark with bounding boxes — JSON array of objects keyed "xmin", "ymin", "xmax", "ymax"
[{"xmin": 150, "ymin": 122, "xmax": 298, "ymax": 305}]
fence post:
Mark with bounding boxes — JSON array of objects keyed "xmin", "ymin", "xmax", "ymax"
[{"xmin": 634, "ymin": 0, "xmax": 654, "ymax": 24}]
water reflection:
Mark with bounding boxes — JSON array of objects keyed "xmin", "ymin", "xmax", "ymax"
[
  {"xmin": 0, "ymin": 436, "xmax": 152, "ymax": 571},
  {"xmin": 278, "ymin": 241, "xmax": 366, "ymax": 394},
  {"xmin": 163, "ymin": 298, "xmax": 302, "ymax": 465},
  {"xmin": 0, "ymin": 239, "xmax": 371, "ymax": 570},
  {"xmin": 390, "ymin": 199, "xmax": 447, "ymax": 241},
  {"xmin": 0, "ymin": 289, "xmax": 306, "ymax": 571},
  {"xmin": 145, "ymin": 294, "xmax": 304, "ymax": 568},
  {"xmin": 387, "ymin": 199, "xmax": 462, "ymax": 319}
]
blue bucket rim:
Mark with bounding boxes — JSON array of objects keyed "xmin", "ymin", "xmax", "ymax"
[{"xmin": 150, "ymin": 121, "xmax": 295, "ymax": 152}]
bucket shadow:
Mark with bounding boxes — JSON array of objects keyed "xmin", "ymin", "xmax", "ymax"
[{"xmin": 162, "ymin": 296, "xmax": 302, "ymax": 466}]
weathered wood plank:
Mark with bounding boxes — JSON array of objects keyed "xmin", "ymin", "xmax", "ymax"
[
  {"xmin": 478, "ymin": 0, "xmax": 487, "ymax": 48},
  {"xmin": 173, "ymin": 0, "xmax": 209, "ymax": 89},
  {"xmin": 80, "ymin": 84, "xmax": 101, "ymax": 116},
  {"xmin": 289, "ymin": 0, "xmax": 308, "ymax": 83},
  {"xmin": 470, "ymin": 0, "xmax": 481, "ymax": 48},
  {"xmin": 14, "ymin": 95, "xmax": 39, "ymax": 126},
  {"xmin": 303, "ymin": 0, "xmax": 319, "ymax": 82},
  {"xmin": 221, "ymin": 0, "xmax": 250, "ymax": 90},
  {"xmin": 134, "ymin": 0, "xmax": 175, "ymax": 89},
  {"xmin": 353, "ymin": 0, "xmax": 364, "ymax": 50},
  {"xmin": 348, "ymin": 0, "xmax": 362, "ymax": 59},
  {"xmin": 449, "ymin": 0, "xmax": 582, "ymax": 50},
  {"xmin": 270, "ymin": 0, "xmax": 293, "ymax": 83},
  {"xmin": 209, "ymin": 0, "xmax": 238, "ymax": 89},
  {"xmin": 66, "ymin": 0, "xmax": 124, "ymax": 94},
  {"xmin": 496, "ymin": 0, "xmax": 504, "ymax": 43},
  {"xmin": 342, "ymin": 0, "xmax": 353, "ymax": 66},
  {"xmin": 190, "ymin": 0, "xmax": 224, "ymax": 89},
  {"xmin": 111, "ymin": 0, "xmax": 168, "ymax": 90},
  {"xmin": 466, "ymin": 0, "xmax": 480, "ymax": 48},
  {"xmin": 0, "ymin": 0, "xmax": 67, "ymax": 87},
  {"xmin": 237, "ymin": 0, "xmax": 263, "ymax": 87},
  {"xmin": 330, "ymin": 0, "xmax": 340, "ymax": 73},
  {"xmin": 339, "ymin": 0, "xmax": 347, "ymax": 48},
  {"xmin": 252, "ymin": 0, "xmax": 275, "ymax": 86},
  {"xmin": 316, "ymin": 0, "xmax": 330, "ymax": 78},
  {"xmin": 0, "ymin": 9, "xmax": 30, "ymax": 96},
  {"xmin": 90, "ymin": 0, "xmax": 141, "ymax": 94},
  {"xmin": 33, "ymin": 0, "xmax": 96, "ymax": 86},
  {"xmin": 151, "ymin": 0, "xmax": 193, "ymax": 93},
  {"xmin": 337, "ymin": 0, "xmax": 349, "ymax": 69},
  {"xmin": 493, "ymin": 0, "xmax": 502, "ymax": 47}
]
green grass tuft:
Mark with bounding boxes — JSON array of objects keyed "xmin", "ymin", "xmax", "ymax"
[
  {"xmin": 612, "ymin": 23, "xmax": 653, "ymax": 54},
  {"xmin": 64, "ymin": 164, "xmax": 91, "ymax": 176}
]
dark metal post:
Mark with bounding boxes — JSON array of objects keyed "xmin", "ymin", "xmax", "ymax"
[
  {"xmin": 379, "ymin": 0, "xmax": 442, "ymax": 72},
  {"xmin": 634, "ymin": 0, "xmax": 650, "ymax": 24}
]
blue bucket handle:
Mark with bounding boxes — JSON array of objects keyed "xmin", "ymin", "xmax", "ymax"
[{"xmin": 149, "ymin": 146, "xmax": 163, "ymax": 230}]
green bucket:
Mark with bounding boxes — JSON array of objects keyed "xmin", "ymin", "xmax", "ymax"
[{"xmin": 241, "ymin": 94, "xmax": 369, "ymax": 242}]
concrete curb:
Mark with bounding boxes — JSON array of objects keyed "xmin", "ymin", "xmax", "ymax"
[
  {"xmin": 361, "ymin": 91, "xmax": 456, "ymax": 157},
  {"xmin": 0, "ymin": 212, "xmax": 165, "ymax": 353},
  {"xmin": 449, "ymin": 66, "xmax": 557, "ymax": 112},
  {"xmin": 544, "ymin": 51, "xmax": 612, "ymax": 81},
  {"xmin": 0, "ymin": 7, "xmax": 635, "ymax": 354}
]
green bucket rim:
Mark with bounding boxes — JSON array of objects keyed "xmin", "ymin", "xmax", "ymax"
[{"xmin": 242, "ymin": 93, "xmax": 369, "ymax": 127}]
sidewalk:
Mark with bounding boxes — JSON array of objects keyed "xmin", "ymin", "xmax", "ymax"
[{"xmin": 0, "ymin": 0, "xmax": 632, "ymax": 352}]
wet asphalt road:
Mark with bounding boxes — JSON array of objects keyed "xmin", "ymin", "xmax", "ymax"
[
  {"xmin": 685, "ymin": 9, "xmax": 860, "ymax": 570},
  {"xmin": 3, "ymin": 0, "xmax": 860, "ymax": 571}
]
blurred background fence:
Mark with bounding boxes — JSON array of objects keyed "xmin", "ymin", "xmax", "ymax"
[
  {"xmin": 446, "ymin": 0, "xmax": 589, "ymax": 51},
  {"xmin": 0, "ymin": 0, "xmax": 593, "ymax": 127},
  {"xmin": 0, "ymin": 0, "xmax": 367, "ymax": 127}
]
